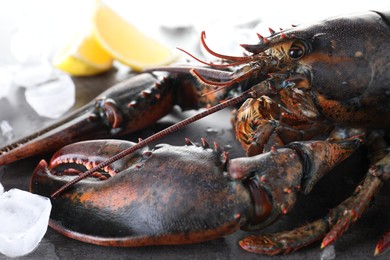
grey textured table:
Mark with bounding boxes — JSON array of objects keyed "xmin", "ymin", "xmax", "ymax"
[{"xmin": 0, "ymin": 69, "xmax": 388, "ymax": 260}]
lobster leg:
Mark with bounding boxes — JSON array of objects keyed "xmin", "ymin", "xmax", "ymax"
[
  {"xmin": 323, "ymin": 131, "xmax": 390, "ymax": 255},
  {"xmin": 376, "ymin": 229, "xmax": 390, "ymax": 256},
  {"xmin": 239, "ymin": 218, "xmax": 329, "ymax": 255},
  {"xmin": 239, "ymin": 131, "xmax": 389, "ymax": 255},
  {"xmin": 240, "ymin": 156, "xmax": 388, "ymax": 255},
  {"xmin": 322, "ymin": 152, "xmax": 389, "ymax": 250},
  {"xmin": 0, "ymin": 72, "xmax": 229, "ymax": 165}
]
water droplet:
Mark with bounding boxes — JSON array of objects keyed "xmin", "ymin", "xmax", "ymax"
[
  {"xmin": 224, "ymin": 144, "xmax": 232, "ymax": 150},
  {"xmin": 206, "ymin": 127, "xmax": 219, "ymax": 134}
]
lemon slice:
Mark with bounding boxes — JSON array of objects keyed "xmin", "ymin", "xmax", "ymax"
[
  {"xmin": 53, "ymin": 32, "xmax": 114, "ymax": 76},
  {"xmin": 92, "ymin": 2, "xmax": 177, "ymax": 72}
]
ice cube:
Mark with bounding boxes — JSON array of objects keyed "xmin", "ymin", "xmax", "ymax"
[
  {"xmin": 0, "ymin": 120, "xmax": 14, "ymax": 141},
  {"xmin": 0, "ymin": 185, "xmax": 51, "ymax": 258},
  {"xmin": 12, "ymin": 60, "xmax": 54, "ymax": 88},
  {"xmin": 24, "ymin": 71, "xmax": 75, "ymax": 119},
  {"xmin": 320, "ymin": 245, "xmax": 336, "ymax": 260}
]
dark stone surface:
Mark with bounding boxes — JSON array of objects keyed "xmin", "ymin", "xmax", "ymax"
[{"xmin": 0, "ymin": 69, "xmax": 388, "ymax": 259}]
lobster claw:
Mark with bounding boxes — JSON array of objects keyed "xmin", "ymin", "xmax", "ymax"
[
  {"xmin": 0, "ymin": 73, "xmax": 176, "ymax": 165},
  {"xmin": 31, "ymin": 139, "xmax": 147, "ymax": 190},
  {"xmin": 30, "ymin": 139, "xmax": 253, "ymax": 246},
  {"xmin": 0, "ymin": 103, "xmax": 108, "ymax": 166}
]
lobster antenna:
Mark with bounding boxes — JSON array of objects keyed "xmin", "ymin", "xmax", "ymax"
[
  {"xmin": 199, "ymin": 31, "xmax": 253, "ymax": 62},
  {"xmin": 191, "ymin": 64, "xmax": 262, "ymax": 96},
  {"xmin": 177, "ymin": 47, "xmax": 252, "ymax": 68},
  {"xmin": 51, "ymin": 90, "xmax": 255, "ymax": 198},
  {"xmin": 174, "ymin": 30, "xmax": 254, "ymax": 69}
]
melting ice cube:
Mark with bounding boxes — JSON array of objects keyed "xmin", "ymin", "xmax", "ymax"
[
  {"xmin": 0, "ymin": 120, "xmax": 14, "ymax": 141},
  {"xmin": 0, "ymin": 183, "xmax": 51, "ymax": 258},
  {"xmin": 12, "ymin": 61, "xmax": 54, "ymax": 88},
  {"xmin": 24, "ymin": 71, "xmax": 75, "ymax": 119},
  {"xmin": 320, "ymin": 245, "xmax": 336, "ymax": 260}
]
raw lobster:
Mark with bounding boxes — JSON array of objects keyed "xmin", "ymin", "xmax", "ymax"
[{"xmin": 4, "ymin": 9, "xmax": 390, "ymax": 255}]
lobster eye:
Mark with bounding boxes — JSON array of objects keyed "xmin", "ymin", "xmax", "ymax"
[{"xmin": 288, "ymin": 41, "xmax": 306, "ymax": 59}]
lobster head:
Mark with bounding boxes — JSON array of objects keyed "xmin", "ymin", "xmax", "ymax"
[
  {"xmin": 239, "ymin": 11, "xmax": 385, "ymax": 96},
  {"xmin": 193, "ymin": 10, "xmax": 389, "ymax": 140}
]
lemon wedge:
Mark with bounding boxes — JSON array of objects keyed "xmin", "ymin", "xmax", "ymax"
[
  {"xmin": 53, "ymin": 32, "xmax": 114, "ymax": 76},
  {"xmin": 92, "ymin": 2, "xmax": 177, "ymax": 72}
]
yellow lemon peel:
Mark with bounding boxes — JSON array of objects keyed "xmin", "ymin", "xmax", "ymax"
[{"xmin": 92, "ymin": 2, "xmax": 177, "ymax": 72}]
